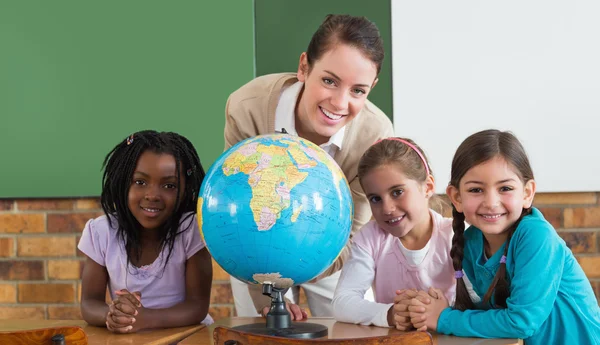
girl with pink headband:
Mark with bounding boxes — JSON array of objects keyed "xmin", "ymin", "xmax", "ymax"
[{"xmin": 331, "ymin": 137, "xmax": 457, "ymax": 329}]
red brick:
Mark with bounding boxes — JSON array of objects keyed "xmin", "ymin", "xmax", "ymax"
[
  {"xmin": 578, "ymin": 256, "xmax": 600, "ymax": 278},
  {"xmin": 0, "ymin": 307, "xmax": 45, "ymax": 320},
  {"xmin": 0, "ymin": 238, "xmax": 15, "ymax": 257},
  {"xmin": 0, "ymin": 284, "xmax": 16, "ymax": 303},
  {"xmin": 48, "ymin": 306, "xmax": 82, "ymax": 320},
  {"xmin": 0, "ymin": 260, "xmax": 44, "ymax": 280},
  {"xmin": 18, "ymin": 236, "xmax": 76, "ymax": 257},
  {"xmin": 0, "ymin": 200, "xmax": 14, "ymax": 210},
  {"xmin": 47, "ymin": 212, "xmax": 100, "ymax": 233},
  {"xmin": 564, "ymin": 206, "xmax": 600, "ymax": 228},
  {"xmin": 77, "ymin": 283, "xmax": 111, "ymax": 303},
  {"xmin": 0, "ymin": 214, "xmax": 44, "ymax": 233},
  {"xmin": 534, "ymin": 192, "xmax": 597, "ymax": 205},
  {"xmin": 48, "ymin": 260, "xmax": 83, "ymax": 280},
  {"xmin": 212, "ymin": 260, "xmax": 230, "ymax": 281},
  {"xmin": 17, "ymin": 199, "xmax": 74, "ymax": 211},
  {"xmin": 210, "ymin": 283, "xmax": 233, "ymax": 304},
  {"xmin": 538, "ymin": 208, "xmax": 562, "ymax": 229},
  {"xmin": 18, "ymin": 283, "xmax": 76, "ymax": 303},
  {"xmin": 209, "ymin": 306, "xmax": 232, "ymax": 320},
  {"xmin": 559, "ymin": 232, "xmax": 597, "ymax": 254},
  {"xmin": 74, "ymin": 198, "xmax": 102, "ymax": 210}
]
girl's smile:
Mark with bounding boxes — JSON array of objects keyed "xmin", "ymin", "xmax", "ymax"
[
  {"xmin": 128, "ymin": 151, "xmax": 184, "ymax": 232},
  {"xmin": 295, "ymin": 44, "xmax": 378, "ymax": 145}
]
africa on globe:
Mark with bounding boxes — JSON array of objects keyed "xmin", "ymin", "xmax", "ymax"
[{"xmin": 198, "ymin": 134, "xmax": 353, "ymax": 289}]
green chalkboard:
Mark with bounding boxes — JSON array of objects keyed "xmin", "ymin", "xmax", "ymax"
[
  {"xmin": 0, "ymin": 1, "xmax": 254, "ymax": 197},
  {"xmin": 254, "ymin": 0, "xmax": 392, "ymax": 119}
]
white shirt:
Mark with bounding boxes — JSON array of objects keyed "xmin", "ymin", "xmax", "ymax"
[
  {"xmin": 333, "ymin": 243, "xmax": 393, "ymax": 327},
  {"xmin": 274, "ymin": 81, "xmax": 345, "ymax": 157},
  {"xmin": 334, "ymin": 241, "xmax": 480, "ymax": 328},
  {"xmin": 398, "ymin": 239, "xmax": 431, "ymax": 266}
]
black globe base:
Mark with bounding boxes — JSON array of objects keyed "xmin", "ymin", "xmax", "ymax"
[
  {"xmin": 232, "ymin": 322, "xmax": 328, "ymax": 339},
  {"xmin": 232, "ymin": 283, "xmax": 328, "ymax": 339}
]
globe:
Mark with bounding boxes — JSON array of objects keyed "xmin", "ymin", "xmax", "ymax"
[{"xmin": 198, "ymin": 133, "xmax": 353, "ymax": 289}]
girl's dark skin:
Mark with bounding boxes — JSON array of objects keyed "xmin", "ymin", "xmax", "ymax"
[
  {"xmin": 81, "ymin": 248, "xmax": 212, "ymax": 332},
  {"xmin": 81, "ymin": 150, "xmax": 212, "ymax": 333}
]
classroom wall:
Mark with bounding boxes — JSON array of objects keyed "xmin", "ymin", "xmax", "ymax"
[
  {"xmin": 0, "ymin": 1, "xmax": 254, "ymax": 198},
  {"xmin": 1, "ymin": 0, "xmax": 599, "ymax": 322},
  {"xmin": 0, "ymin": 193, "xmax": 598, "ymax": 320}
]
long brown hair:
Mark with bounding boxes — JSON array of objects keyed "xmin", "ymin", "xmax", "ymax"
[
  {"xmin": 306, "ymin": 14, "xmax": 384, "ymax": 75},
  {"xmin": 449, "ymin": 130, "xmax": 534, "ymax": 310}
]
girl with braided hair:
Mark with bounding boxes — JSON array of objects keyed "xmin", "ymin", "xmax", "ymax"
[
  {"xmin": 79, "ymin": 130, "xmax": 213, "ymax": 333},
  {"xmin": 408, "ymin": 129, "xmax": 600, "ymax": 344}
]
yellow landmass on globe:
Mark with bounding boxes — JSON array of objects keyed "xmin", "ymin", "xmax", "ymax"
[
  {"xmin": 283, "ymin": 138, "xmax": 345, "ymax": 188},
  {"xmin": 222, "ymin": 151, "xmax": 259, "ymax": 176},
  {"xmin": 221, "ymin": 137, "xmax": 348, "ymax": 231},
  {"xmin": 291, "ymin": 204, "xmax": 303, "ymax": 222},
  {"xmin": 250, "ymin": 144, "xmax": 308, "ymax": 230}
]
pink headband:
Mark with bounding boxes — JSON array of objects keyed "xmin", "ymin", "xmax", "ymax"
[{"xmin": 374, "ymin": 137, "xmax": 430, "ymax": 176}]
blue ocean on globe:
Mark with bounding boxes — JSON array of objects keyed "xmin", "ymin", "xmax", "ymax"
[{"xmin": 198, "ymin": 134, "xmax": 353, "ymax": 288}]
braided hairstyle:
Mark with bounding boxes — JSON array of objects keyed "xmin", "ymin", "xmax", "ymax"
[
  {"xmin": 449, "ymin": 130, "xmax": 534, "ymax": 310},
  {"xmin": 100, "ymin": 130, "xmax": 205, "ymax": 270}
]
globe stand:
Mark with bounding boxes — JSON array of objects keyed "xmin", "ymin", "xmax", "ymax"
[{"xmin": 231, "ymin": 283, "xmax": 328, "ymax": 339}]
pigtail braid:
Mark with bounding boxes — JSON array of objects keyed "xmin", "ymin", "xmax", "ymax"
[
  {"xmin": 450, "ymin": 207, "xmax": 476, "ymax": 311},
  {"xmin": 483, "ymin": 207, "xmax": 532, "ymax": 307}
]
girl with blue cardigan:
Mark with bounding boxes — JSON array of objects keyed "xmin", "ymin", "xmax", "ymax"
[{"xmin": 407, "ymin": 129, "xmax": 600, "ymax": 345}]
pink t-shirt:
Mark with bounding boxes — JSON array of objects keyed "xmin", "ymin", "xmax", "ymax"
[
  {"xmin": 356, "ymin": 210, "xmax": 456, "ymax": 303},
  {"xmin": 333, "ymin": 210, "xmax": 456, "ymax": 327},
  {"xmin": 78, "ymin": 213, "xmax": 211, "ymax": 318}
]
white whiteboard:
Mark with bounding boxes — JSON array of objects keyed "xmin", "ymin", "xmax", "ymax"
[{"xmin": 391, "ymin": 0, "xmax": 600, "ymax": 193}]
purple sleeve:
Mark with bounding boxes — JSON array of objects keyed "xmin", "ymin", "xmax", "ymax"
[
  {"xmin": 77, "ymin": 218, "xmax": 106, "ymax": 266},
  {"xmin": 182, "ymin": 214, "xmax": 205, "ymax": 260}
]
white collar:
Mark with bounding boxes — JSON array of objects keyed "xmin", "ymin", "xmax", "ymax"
[{"xmin": 274, "ymin": 81, "xmax": 345, "ymax": 151}]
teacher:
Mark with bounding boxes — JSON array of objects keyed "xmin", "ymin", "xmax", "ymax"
[{"xmin": 223, "ymin": 14, "xmax": 394, "ymax": 317}]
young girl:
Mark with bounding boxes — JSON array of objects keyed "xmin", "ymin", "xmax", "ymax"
[
  {"xmin": 225, "ymin": 14, "xmax": 394, "ymax": 317},
  {"xmin": 79, "ymin": 130, "xmax": 213, "ymax": 333},
  {"xmin": 408, "ymin": 129, "xmax": 600, "ymax": 344},
  {"xmin": 331, "ymin": 137, "xmax": 456, "ymax": 328}
]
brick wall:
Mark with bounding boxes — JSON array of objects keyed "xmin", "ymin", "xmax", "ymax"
[{"xmin": 0, "ymin": 193, "xmax": 598, "ymax": 320}]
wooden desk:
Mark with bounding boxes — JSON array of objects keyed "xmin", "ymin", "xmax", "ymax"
[
  {"xmin": 0, "ymin": 320, "xmax": 204, "ymax": 345},
  {"xmin": 180, "ymin": 317, "xmax": 521, "ymax": 345}
]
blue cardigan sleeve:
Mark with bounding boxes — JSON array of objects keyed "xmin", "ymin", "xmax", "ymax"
[{"xmin": 437, "ymin": 219, "xmax": 564, "ymax": 339}]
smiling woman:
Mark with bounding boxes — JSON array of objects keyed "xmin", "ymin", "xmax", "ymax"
[{"xmin": 223, "ymin": 14, "xmax": 394, "ymax": 319}]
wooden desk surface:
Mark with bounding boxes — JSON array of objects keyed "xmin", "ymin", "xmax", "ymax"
[
  {"xmin": 0, "ymin": 319, "xmax": 205, "ymax": 345},
  {"xmin": 180, "ymin": 317, "xmax": 521, "ymax": 345}
]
